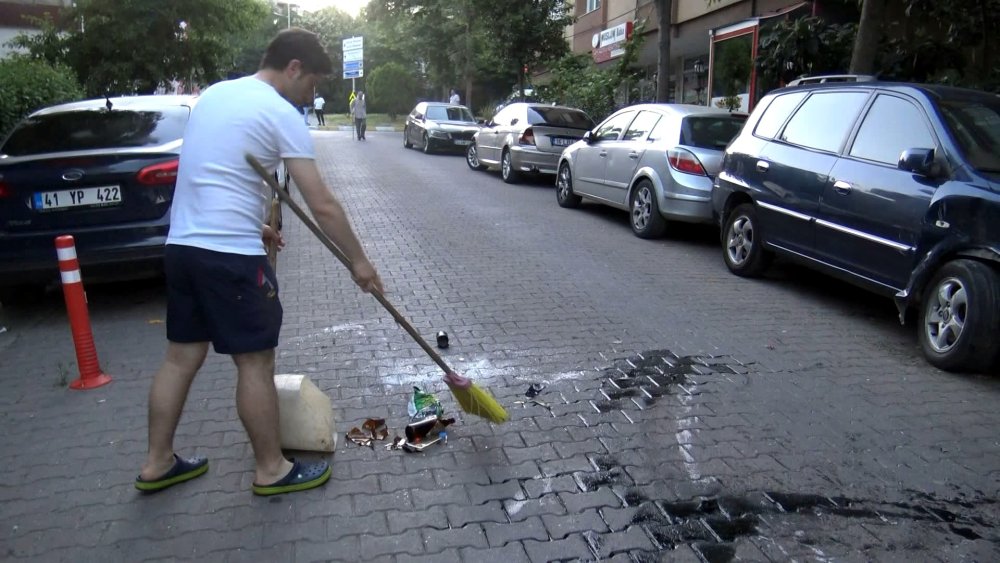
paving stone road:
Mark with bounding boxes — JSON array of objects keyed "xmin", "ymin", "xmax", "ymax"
[{"xmin": 0, "ymin": 130, "xmax": 998, "ymax": 562}]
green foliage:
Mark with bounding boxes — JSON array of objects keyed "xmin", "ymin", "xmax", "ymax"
[
  {"xmin": 298, "ymin": 7, "xmax": 362, "ymax": 112},
  {"xmin": 8, "ymin": 0, "xmax": 269, "ymax": 96},
  {"xmin": 367, "ymin": 62, "xmax": 420, "ymax": 119},
  {"xmin": 0, "ymin": 58, "xmax": 83, "ymax": 140},
  {"xmin": 756, "ymin": 17, "xmax": 857, "ymax": 91},
  {"xmin": 876, "ymin": 0, "xmax": 1000, "ymax": 90},
  {"xmin": 539, "ymin": 27, "xmax": 648, "ymax": 123}
]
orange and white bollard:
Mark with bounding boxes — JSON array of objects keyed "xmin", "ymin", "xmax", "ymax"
[{"xmin": 55, "ymin": 235, "xmax": 111, "ymax": 390}]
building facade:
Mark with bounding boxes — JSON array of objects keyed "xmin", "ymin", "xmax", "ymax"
[
  {"xmin": 565, "ymin": 0, "xmax": 825, "ymax": 111},
  {"xmin": 0, "ymin": 0, "xmax": 71, "ymax": 58}
]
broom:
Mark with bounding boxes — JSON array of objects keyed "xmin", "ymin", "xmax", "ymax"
[{"xmin": 246, "ymin": 154, "xmax": 508, "ymax": 423}]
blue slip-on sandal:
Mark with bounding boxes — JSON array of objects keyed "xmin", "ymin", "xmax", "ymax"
[
  {"xmin": 251, "ymin": 459, "xmax": 331, "ymax": 496},
  {"xmin": 135, "ymin": 454, "xmax": 209, "ymax": 492}
]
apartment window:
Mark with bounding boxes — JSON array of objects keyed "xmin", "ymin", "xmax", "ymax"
[{"xmin": 586, "ymin": 0, "xmax": 601, "ymax": 13}]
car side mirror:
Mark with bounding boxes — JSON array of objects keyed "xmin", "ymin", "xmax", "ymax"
[
  {"xmin": 583, "ymin": 131, "xmax": 594, "ymax": 144},
  {"xmin": 477, "ymin": 119, "xmax": 486, "ymax": 125},
  {"xmin": 898, "ymin": 148, "xmax": 938, "ymax": 177}
]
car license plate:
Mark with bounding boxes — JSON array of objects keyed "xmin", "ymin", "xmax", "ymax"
[
  {"xmin": 33, "ymin": 185, "xmax": 122, "ymax": 210},
  {"xmin": 552, "ymin": 138, "xmax": 574, "ymax": 147},
  {"xmin": 455, "ymin": 140, "xmax": 471, "ymax": 145}
]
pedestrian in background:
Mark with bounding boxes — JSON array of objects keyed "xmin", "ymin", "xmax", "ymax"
[
  {"xmin": 135, "ymin": 27, "xmax": 383, "ymax": 497},
  {"xmin": 449, "ymin": 88, "xmax": 460, "ymax": 105},
  {"xmin": 313, "ymin": 93, "xmax": 326, "ymax": 126},
  {"xmin": 350, "ymin": 90, "xmax": 367, "ymax": 140}
]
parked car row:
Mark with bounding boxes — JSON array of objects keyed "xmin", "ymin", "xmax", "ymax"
[{"xmin": 404, "ymin": 80, "xmax": 1000, "ymax": 374}]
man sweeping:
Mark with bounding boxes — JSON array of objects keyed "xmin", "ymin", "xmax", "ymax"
[{"xmin": 135, "ymin": 28, "xmax": 383, "ymax": 496}]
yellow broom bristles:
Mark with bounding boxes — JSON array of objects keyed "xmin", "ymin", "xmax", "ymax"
[{"xmin": 448, "ymin": 383, "xmax": 508, "ymax": 423}]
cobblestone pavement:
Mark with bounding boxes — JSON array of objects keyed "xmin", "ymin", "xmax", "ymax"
[{"xmin": 1, "ymin": 130, "xmax": 998, "ymax": 562}]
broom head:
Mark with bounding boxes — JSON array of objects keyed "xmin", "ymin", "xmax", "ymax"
[{"xmin": 447, "ymin": 381, "xmax": 508, "ymax": 423}]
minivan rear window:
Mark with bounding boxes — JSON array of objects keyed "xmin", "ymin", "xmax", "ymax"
[
  {"xmin": 680, "ymin": 115, "xmax": 748, "ymax": 150},
  {"xmin": 753, "ymin": 92, "xmax": 806, "ymax": 139},
  {"xmin": 527, "ymin": 107, "xmax": 594, "ymax": 129},
  {"xmin": 1, "ymin": 107, "xmax": 190, "ymax": 157}
]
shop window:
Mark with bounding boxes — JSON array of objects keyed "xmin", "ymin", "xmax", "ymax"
[{"xmin": 711, "ymin": 33, "xmax": 753, "ymax": 111}]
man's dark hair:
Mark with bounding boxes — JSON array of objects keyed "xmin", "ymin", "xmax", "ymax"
[{"xmin": 260, "ymin": 28, "xmax": 332, "ymax": 75}]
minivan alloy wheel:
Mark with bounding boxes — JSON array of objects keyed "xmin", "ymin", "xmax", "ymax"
[
  {"xmin": 924, "ymin": 276, "xmax": 967, "ymax": 354},
  {"xmin": 727, "ymin": 215, "xmax": 754, "ymax": 266},
  {"xmin": 721, "ymin": 203, "xmax": 771, "ymax": 277},
  {"xmin": 918, "ymin": 259, "xmax": 1000, "ymax": 372}
]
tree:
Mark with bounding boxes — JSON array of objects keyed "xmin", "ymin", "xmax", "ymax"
[
  {"xmin": 849, "ymin": 0, "xmax": 885, "ymax": 74},
  {"xmin": 10, "ymin": 0, "xmax": 269, "ymax": 96},
  {"xmin": 367, "ymin": 61, "xmax": 420, "ymax": 119},
  {"xmin": 0, "ymin": 58, "xmax": 83, "ymax": 138},
  {"xmin": 653, "ymin": 0, "xmax": 672, "ymax": 102},
  {"xmin": 476, "ymin": 0, "xmax": 573, "ymax": 101}
]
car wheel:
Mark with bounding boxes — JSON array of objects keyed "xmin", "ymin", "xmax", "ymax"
[
  {"xmin": 466, "ymin": 142, "xmax": 485, "ymax": 170},
  {"xmin": 501, "ymin": 148, "xmax": 520, "ymax": 184},
  {"xmin": 722, "ymin": 203, "xmax": 772, "ymax": 277},
  {"xmin": 919, "ymin": 259, "xmax": 1000, "ymax": 372},
  {"xmin": 403, "ymin": 127, "xmax": 412, "ymax": 148},
  {"xmin": 422, "ymin": 133, "xmax": 433, "ymax": 154},
  {"xmin": 556, "ymin": 163, "xmax": 581, "ymax": 208},
  {"xmin": 629, "ymin": 180, "xmax": 666, "ymax": 239}
]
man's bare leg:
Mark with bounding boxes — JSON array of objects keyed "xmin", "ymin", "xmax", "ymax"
[
  {"xmin": 140, "ymin": 341, "xmax": 209, "ymax": 480},
  {"xmin": 232, "ymin": 349, "xmax": 294, "ymax": 485}
]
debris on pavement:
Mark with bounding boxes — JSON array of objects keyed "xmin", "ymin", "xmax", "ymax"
[
  {"xmin": 385, "ymin": 436, "xmax": 406, "ymax": 450},
  {"xmin": 525, "ymin": 383, "xmax": 545, "ymax": 398},
  {"xmin": 346, "ymin": 417, "xmax": 389, "ymax": 448},
  {"xmin": 436, "ymin": 330, "xmax": 449, "ymax": 349},
  {"xmin": 407, "ymin": 386, "xmax": 443, "ymax": 419}
]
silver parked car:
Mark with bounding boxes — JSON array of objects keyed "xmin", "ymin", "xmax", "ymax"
[
  {"xmin": 555, "ymin": 104, "xmax": 747, "ymax": 238},
  {"xmin": 466, "ymin": 102, "xmax": 594, "ymax": 183}
]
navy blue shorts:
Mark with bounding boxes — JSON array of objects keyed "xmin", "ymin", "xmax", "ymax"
[{"xmin": 165, "ymin": 244, "xmax": 282, "ymax": 355}]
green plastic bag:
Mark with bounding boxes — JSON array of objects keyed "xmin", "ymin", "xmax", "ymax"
[{"xmin": 408, "ymin": 386, "xmax": 443, "ymax": 420}]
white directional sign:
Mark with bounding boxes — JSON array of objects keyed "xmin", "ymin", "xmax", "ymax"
[{"xmin": 342, "ymin": 36, "xmax": 364, "ymax": 79}]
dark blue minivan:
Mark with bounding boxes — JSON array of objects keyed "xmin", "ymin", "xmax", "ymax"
[{"xmin": 713, "ymin": 80, "xmax": 1000, "ymax": 372}]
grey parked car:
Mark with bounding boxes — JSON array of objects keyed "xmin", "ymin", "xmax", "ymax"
[
  {"xmin": 466, "ymin": 102, "xmax": 594, "ymax": 183},
  {"xmin": 555, "ymin": 104, "xmax": 747, "ymax": 238}
]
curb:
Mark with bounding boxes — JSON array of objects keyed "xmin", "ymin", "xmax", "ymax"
[{"xmin": 311, "ymin": 126, "xmax": 403, "ymax": 132}]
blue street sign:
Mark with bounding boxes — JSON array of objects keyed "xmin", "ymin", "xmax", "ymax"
[{"xmin": 343, "ymin": 60, "xmax": 363, "ymax": 71}]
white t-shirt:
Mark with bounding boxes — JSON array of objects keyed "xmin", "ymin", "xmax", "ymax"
[
  {"xmin": 449, "ymin": 93, "xmax": 460, "ymax": 104},
  {"xmin": 314, "ymin": 96, "xmax": 325, "ymax": 110},
  {"xmin": 167, "ymin": 76, "xmax": 314, "ymax": 255}
]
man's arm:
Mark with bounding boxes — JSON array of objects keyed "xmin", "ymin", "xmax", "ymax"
[{"xmin": 284, "ymin": 158, "xmax": 383, "ymax": 293}]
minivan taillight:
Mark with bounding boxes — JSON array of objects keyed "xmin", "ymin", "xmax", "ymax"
[
  {"xmin": 0, "ymin": 181, "xmax": 10, "ymax": 198},
  {"xmin": 667, "ymin": 148, "xmax": 706, "ymax": 176},
  {"xmin": 519, "ymin": 127, "xmax": 535, "ymax": 146},
  {"xmin": 137, "ymin": 159, "xmax": 179, "ymax": 185}
]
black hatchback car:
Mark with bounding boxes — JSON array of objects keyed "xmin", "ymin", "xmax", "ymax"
[
  {"xmin": 713, "ymin": 80, "xmax": 1000, "ymax": 372},
  {"xmin": 0, "ymin": 95, "xmax": 194, "ymax": 296}
]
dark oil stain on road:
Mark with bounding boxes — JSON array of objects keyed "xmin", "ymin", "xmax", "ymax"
[{"xmin": 572, "ymin": 348, "xmax": 997, "ymax": 561}]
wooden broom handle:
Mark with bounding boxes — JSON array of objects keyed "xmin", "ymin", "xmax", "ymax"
[{"xmin": 246, "ymin": 154, "xmax": 454, "ymax": 375}]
